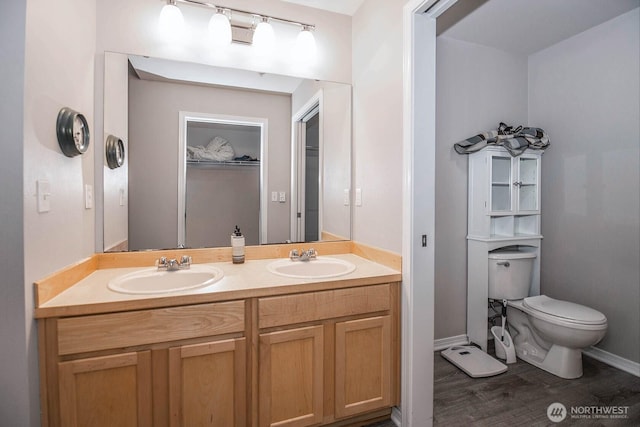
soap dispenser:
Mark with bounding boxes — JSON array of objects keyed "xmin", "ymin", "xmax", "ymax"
[{"xmin": 231, "ymin": 225, "xmax": 245, "ymax": 264}]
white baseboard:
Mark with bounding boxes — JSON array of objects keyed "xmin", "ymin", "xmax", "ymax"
[
  {"xmin": 391, "ymin": 406, "xmax": 402, "ymax": 426},
  {"xmin": 434, "ymin": 334, "xmax": 469, "ymax": 351},
  {"xmin": 583, "ymin": 346, "xmax": 640, "ymax": 377}
]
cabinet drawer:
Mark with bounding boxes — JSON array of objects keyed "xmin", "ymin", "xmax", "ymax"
[
  {"xmin": 258, "ymin": 284, "xmax": 390, "ymax": 329},
  {"xmin": 58, "ymin": 301, "xmax": 245, "ymax": 355}
]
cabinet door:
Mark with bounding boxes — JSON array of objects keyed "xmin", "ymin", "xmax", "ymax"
[
  {"xmin": 334, "ymin": 316, "xmax": 391, "ymax": 419},
  {"xmin": 515, "ymin": 155, "xmax": 540, "ymax": 213},
  {"xmin": 489, "ymin": 153, "xmax": 513, "ymax": 213},
  {"xmin": 58, "ymin": 351, "xmax": 152, "ymax": 427},
  {"xmin": 169, "ymin": 338, "xmax": 246, "ymax": 427},
  {"xmin": 259, "ymin": 325, "xmax": 324, "ymax": 427}
]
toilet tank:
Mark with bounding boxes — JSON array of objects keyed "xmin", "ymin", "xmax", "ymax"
[{"xmin": 488, "ymin": 250, "xmax": 536, "ymax": 300}]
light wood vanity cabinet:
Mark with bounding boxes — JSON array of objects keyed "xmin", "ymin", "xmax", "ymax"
[
  {"xmin": 259, "ymin": 325, "xmax": 325, "ymax": 427},
  {"xmin": 169, "ymin": 337, "xmax": 247, "ymax": 426},
  {"xmin": 57, "ymin": 350, "xmax": 153, "ymax": 426},
  {"xmin": 40, "ymin": 301, "xmax": 247, "ymax": 427},
  {"xmin": 334, "ymin": 316, "xmax": 391, "ymax": 419},
  {"xmin": 39, "ymin": 282, "xmax": 400, "ymax": 427},
  {"xmin": 257, "ymin": 283, "xmax": 399, "ymax": 427}
]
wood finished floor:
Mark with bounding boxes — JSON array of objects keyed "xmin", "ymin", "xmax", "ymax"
[{"xmin": 365, "ymin": 347, "xmax": 640, "ymax": 427}]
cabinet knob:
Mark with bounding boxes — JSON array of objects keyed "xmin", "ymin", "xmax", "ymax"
[{"xmin": 513, "ymin": 181, "xmax": 522, "ymax": 187}]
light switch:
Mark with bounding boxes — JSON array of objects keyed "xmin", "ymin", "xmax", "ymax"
[
  {"xmin": 343, "ymin": 189, "xmax": 350, "ymax": 206},
  {"xmin": 279, "ymin": 191, "xmax": 286, "ymax": 203},
  {"xmin": 271, "ymin": 191, "xmax": 278, "ymax": 202},
  {"xmin": 119, "ymin": 188, "xmax": 126, "ymax": 206},
  {"xmin": 355, "ymin": 188, "xmax": 362, "ymax": 207},
  {"xmin": 85, "ymin": 184, "xmax": 93, "ymax": 209},
  {"xmin": 37, "ymin": 180, "xmax": 51, "ymax": 213}
]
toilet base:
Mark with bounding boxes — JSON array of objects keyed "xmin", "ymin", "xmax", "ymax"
[
  {"xmin": 516, "ymin": 343, "xmax": 583, "ymax": 379},
  {"xmin": 506, "ymin": 304, "xmax": 598, "ymax": 379}
]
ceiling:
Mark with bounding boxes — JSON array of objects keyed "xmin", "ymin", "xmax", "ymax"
[
  {"xmin": 128, "ymin": 55, "xmax": 304, "ymax": 94},
  {"xmin": 280, "ymin": 0, "xmax": 366, "ymax": 16},
  {"xmin": 441, "ymin": 0, "xmax": 639, "ymax": 55}
]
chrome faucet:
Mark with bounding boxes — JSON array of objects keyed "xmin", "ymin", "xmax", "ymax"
[
  {"xmin": 156, "ymin": 255, "xmax": 192, "ymax": 271},
  {"xmin": 289, "ymin": 248, "xmax": 318, "ymax": 261}
]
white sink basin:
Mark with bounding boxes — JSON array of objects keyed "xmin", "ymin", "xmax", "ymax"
[
  {"xmin": 267, "ymin": 257, "xmax": 356, "ymax": 279},
  {"xmin": 108, "ymin": 264, "xmax": 224, "ymax": 295}
]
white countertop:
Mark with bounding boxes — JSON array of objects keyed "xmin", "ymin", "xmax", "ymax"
[{"xmin": 38, "ymin": 254, "xmax": 401, "ymax": 317}]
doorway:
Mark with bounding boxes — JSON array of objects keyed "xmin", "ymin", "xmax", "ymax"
[
  {"xmin": 301, "ymin": 106, "xmax": 320, "ymax": 242},
  {"xmin": 291, "ymin": 92, "xmax": 323, "ymax": 243}
]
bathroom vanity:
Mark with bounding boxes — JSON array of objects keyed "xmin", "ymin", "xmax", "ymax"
[{"xmin": 35, "ymin": 243, "xmax": 401, "ymax": 427}]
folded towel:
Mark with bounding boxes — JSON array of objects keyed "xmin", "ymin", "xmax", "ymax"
[{"xmin": 187, "ymin": 136, "xmax": 235, "ymax": 161}]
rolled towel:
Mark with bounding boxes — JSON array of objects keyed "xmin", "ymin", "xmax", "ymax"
[{"xmin": 454, "ymin": 122, "xmax": 549, "ymax": 157}]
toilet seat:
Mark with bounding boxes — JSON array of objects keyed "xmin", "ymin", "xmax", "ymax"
[{"xmin": 510, "ymin": 295, "xmax": 607, "ymax": 331}]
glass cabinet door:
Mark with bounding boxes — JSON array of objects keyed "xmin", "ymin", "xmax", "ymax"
[
  {"xmin": 490, "ymin": 155, "xmax": 512, "ymax": 212},
  {"xmin": 517, "ymin": 156, "xmax": 539, "ymax": 212}
]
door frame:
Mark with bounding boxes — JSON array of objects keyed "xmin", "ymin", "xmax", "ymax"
[{"xmin": 402, "ymin": 0, "xmax": 458, "ymax": 426}]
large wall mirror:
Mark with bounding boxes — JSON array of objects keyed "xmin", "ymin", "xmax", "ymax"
[{"xmin": 102, "ymin": 52, "xmax": 352, "ymax": 252}]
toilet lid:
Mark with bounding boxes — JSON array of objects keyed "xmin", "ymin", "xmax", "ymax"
[{"xmin": 523, "ymin": 295, "xmax": 607, "ymax": 324}]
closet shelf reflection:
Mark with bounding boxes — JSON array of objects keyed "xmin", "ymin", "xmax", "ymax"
[{"xmin": 186, "ymin": 159, "xmax": 260, "ymax": 168}]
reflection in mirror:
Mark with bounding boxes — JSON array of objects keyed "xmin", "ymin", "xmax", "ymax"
[
  {"xmin": 178, "ymin": 113, "xmax": 266, "ymax": 248},
  {"xmin": 102, "ymin": 53, "xmax": 352, "ymax": 252}
]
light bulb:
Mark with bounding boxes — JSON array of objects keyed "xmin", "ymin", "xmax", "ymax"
[
  {"xmin": 158, "ymin": 3, "xmax": 184, "ymax": 41},
  {"xmin": 253, "ymin": 19, "xmax": 275, "ymax": 55},
  {"xmin": 293, "ymin": 27, "xmax": 317, "ymax": 64},
  {"xmin": 208, "ymin": 10, "xmax": 232, "ymax": 47}
]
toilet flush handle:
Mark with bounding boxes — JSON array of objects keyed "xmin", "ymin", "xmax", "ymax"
[{"xmin": 497, "ymin": 261, "xmax": 510, "ymax": 267}]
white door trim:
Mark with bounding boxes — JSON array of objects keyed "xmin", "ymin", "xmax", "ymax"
[{"xmin": 402, "ymin": 1, "xmax": 458, "ymax": 426}]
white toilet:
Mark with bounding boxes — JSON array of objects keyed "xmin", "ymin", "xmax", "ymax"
[{"xmin": 488, "ymin": 250, "xmax": 607, "ymax": 379}]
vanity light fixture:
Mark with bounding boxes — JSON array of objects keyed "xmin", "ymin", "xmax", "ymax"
[
  {"xmin": 158, "ymin": 0, "xmax": 316, "ymax": 60},
  {"xmin": 293, "ymin": 25, "xmax": 317, "ymax": 64},
  {"xmin": 158, "ymin": 0, "xmax": 185, "ymax": 40},
  {"xmin": 252, "ymin": 16, "xmax": 276, "ymax": 55},
  {"xmin": 208, "ymin": 7, "xmax": 232, "ymax": 47}
]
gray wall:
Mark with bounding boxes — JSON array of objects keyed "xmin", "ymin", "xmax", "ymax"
[
  {"xmin": 530, "ymin": 8, "xmax": 640, "ymax": 363},
  {"xmin": 435, "ymin": 36, "xmax": 528, "ymax": 339},
  {"xmin": 128, "ymin": 76, "xmax": 291, "ymax": 250},
  {"xmin": 0, "ymin": 0, "xmax": 29, "ymax": 422},
  {"xmin": 186, "ymin": 166, "xmax": 260, "ymax": 247}
]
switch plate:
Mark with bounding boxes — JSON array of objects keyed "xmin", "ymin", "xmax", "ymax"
[
  {"xmin": 119, "ymin": 188, "xmax": 125, "ymax": 206},
  {"xmin": 279, "ymin": 191, "xmax": 286, "ymax": 203},
  {"xmin": 271, "ymin": 191, "xmax": 278, "ymax": 202},
  {"xmin": 37, "ymin": 180, "xmax": 51, "ymax": 213},
  {"xmin": 85, "ymin": 184, "xmax": 93, "ymax": 209},
  {"xmin": 355, "ymin": 188, "xmax": 362, "ymax": 206},
  {"xmin": 343, "ymin": 189, "xmax": 350, "ymax": 206}
]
